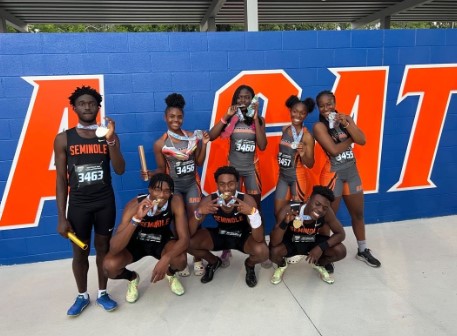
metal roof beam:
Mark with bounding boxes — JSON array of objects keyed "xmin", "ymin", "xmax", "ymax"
[
  {"xmin": 200, "ymin": 0, "xmax": 226, "ymax": 31},
  {"xmin": 351, "ymin": 0, "xmax": 434, "ymax": 28},
  {"xmin": 0, "ymin": 8, "xmax": 27, "ymax": 32}
]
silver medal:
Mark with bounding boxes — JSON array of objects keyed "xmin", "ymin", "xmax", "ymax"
[
  {"xmin": 95, "ymin": 126, "xmax": 109, "ymax": 138},
  {"xmin": 291, "ymin": 142, "xmax": 298, "ymax": 150}
]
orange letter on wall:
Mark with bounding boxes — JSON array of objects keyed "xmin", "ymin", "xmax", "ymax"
[
  {"xmin": 389, "ymin": 64, "xmax": 457, "ymax": 191},
  {"xmin": 0, "ymin": 76, "xmax": 103, "ymax": 230}
]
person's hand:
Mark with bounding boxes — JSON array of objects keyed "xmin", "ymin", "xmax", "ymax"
[
  {"xmin": 197, "ymin": 197, "xmax": 219, "ymax": 215},
  {"xmin": 250, "ymin": 101, "xmax": 259, "ymax": 120},
  {"xmin": 104, "ymin": 116, "xmax": 116, "ymax": 140},
  {"xmin": 225, "ymin": 105, "xmax": 238, "ymax": 119},
  {"xmin": 306, "ymin": 246, "xmax": 323, "ymax": 264},
  {"xmin": 336, "ymin": 113, "xmax": 351, "ymax": 127},
  {"xmin": 296, "ymin": 142, "xmax": 305, "ymax": 156},
  {"xmin": 233, "ymin": 198, "xmax": 255, "ymax": 215},
  {"xmin": 151, "ymin": 257, "xmax": 170, "ymax": 283},
  {"xmin": 57, "ymin": 217, "xmax": 72, "ymax": 238},
  {"xmin": 284, "ymin": 208, "xmax": 298, "ymax": 224},
  {"xmin": 135, "ymin": 197, "xmax": 155, "ymax": 219},
  {"xmin": 202, "ymin": 131, "xmax": 210, "ymax": 145}
]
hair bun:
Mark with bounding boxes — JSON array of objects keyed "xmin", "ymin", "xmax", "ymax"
[{"xmin": 165, "ymin": 93, "xmax": 185, "ymax": 109}]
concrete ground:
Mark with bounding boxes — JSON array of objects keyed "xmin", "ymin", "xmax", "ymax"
[{"xmin": 1, "ymin": 215, "xmax": 456, "ymax": 336}]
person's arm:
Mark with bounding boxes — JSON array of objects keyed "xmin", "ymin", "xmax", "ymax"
[
  {"xmin": 148, "ymin": 138, "xmax": 167, "ymax": 178},
  {"xmin": 235, "ymin": 194, "xmax": 264, "ymax": 243},
  {"xmin": 254, "ymin": 115, "xmax": 267, "ymax": 151},
  {"xmin": 270, "ymin": 205, "xmax": 295, "ymax": 247},
  {"xmin": 208, "ymin": 105, "xmax": 237, "ymax": 141},
  {"xmin": 195, "ymin": 131, "xmax": 210, "ymax": 166},
  {"xmin": 151, "ymin": 194, "xmax": 190, "ymax": 282},
  {"xmin": 54, "ymin": 132, "xmax": 71, "ymax": 238},
  {"xmin": 337, "ymin": 114, "xmax": 366, "ymax": 146},
  {"xmin": 297, "ymin": 131, "xmax": 315, "ymax": 168},
  {"xmin": 104, "ymin": 117, "xmax": 125, "ymax": 175},
  {"xmin": 313, "ymin": 122, "xmax": 354, "ymax": 157},
  {"xmin": 305, "ymin": 208, "xmax": 346, "ymax": 264},
  {"xmin": 109, "ymin": 197, "xmax": 152, "ymax": 255}
]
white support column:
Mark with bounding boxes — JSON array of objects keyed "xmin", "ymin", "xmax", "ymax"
[{"xmin": 244, "ymin": 0, "xmax": 258, "ymax": 32}]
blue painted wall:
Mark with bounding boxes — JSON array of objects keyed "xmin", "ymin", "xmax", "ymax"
[{"xmin": 1, "ymin": 29, "xmax": 456, "ymax": 264}]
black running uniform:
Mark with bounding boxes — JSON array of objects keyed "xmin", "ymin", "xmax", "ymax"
[
  {"xmin": 282, "ymin": 202, "xmax": 330, "ymax": 257},
  {"xmin": 126, "ymin": 194, "xmax": 175, "ymax": 262},
  {"xmin": 66, "ymin": 128, "xmax": 116, "ymax": 240},
  {"xmin": 207, "ymin": 192, "xmax": 251, "ymax": 252}
]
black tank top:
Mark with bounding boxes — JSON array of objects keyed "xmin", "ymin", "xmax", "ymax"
[
  {"xmin": 284, "ymin": 201, "xmax": 325, "ymax": 240},
  {"xmin": 134, "ymin": 194, "xmax": 174, "ymax": 240},
  {"xmin": 210, "ymin": 192, "xmax": 250, "ymax": 233},
  {"xmin": 66, "ymin": 128, "xmax": 113, "ymax": 200}
]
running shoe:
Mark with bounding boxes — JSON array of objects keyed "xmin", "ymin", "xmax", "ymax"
[
  {"xmin": 356, "ymin": 248, "xmax": 381, "ymax": 267},
  {"xmin": 67, "ymin": 294, "xmax": 90, "ymax": 317},
  {"xmin": 126, "ymin": 272, "xmax": 140, "ymax": 303},
  {"xmin": 201, "ymin": 257, "xmax": 222, "ymax": 284},
  {"xmin": 271, "ymin": 264, "xmax": 288, "ymax": 285},
  {"xmin": 166, "ymin": 274, "xmax": 185, "ymax": 296},
  {"xmin": 245, "ymin": 260, "xmax": 257, "ymax": 287},
  {"xmin": 96, "ymin": 292, "xmax": 117, "ymax": 312},
  {"xmin": 313, "ymin": 264, "xmax": 334, "ymax": 284}
]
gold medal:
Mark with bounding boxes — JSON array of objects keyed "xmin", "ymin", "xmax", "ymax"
[{"xmin": 293, "ymin": 217, "xmax": 302, "ymax": 229}]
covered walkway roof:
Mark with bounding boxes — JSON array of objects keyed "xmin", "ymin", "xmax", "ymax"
[{"xmin": 1, "ymin": 0, "xmax": 456, "ymax": 32}]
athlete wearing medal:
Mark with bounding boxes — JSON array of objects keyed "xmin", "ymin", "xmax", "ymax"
[
  {"xmin": 270, "ymin": 186, "xmax": 346, "ymax": 284},
  {"xmin": 145, "ymin": 93, "xmax": 209, "ymax": 277},
  {"xmin": 208, "ymin": 85, "xmax": 267, "ymax": 267},
  {"xmin": 188, "ymin": 166, "xmax": 269, "ymax": 287},
  {"xmin": 103, "ymin": 173, "xmax": 189, "ymax": 303},
  {"xmin": 54, "ymin": 86, "xmax": 125, "ymax": 316},
  {"xmin": 313, "ymin": 90, "xmax": 381, "ymax": 268},
  {"xmin": 274, "ymin": 95, "xmax": 316, "ymax": 218}
]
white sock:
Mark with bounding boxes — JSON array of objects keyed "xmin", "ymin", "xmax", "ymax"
[
  {"xmin": 357, "ymin": 240, "xmax": 367, "ymax": 252},
  {"xmin": 78, "ymin": 292, "xmax": 89, "ymax": 299},
  {"xmin": 98, "ymin": 289, "xmax": 107, "ymax": 298}
]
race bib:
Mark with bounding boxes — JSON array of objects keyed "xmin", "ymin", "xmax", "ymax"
[
  {"xmin": 278, "ymin": 152, "xmax": 292, "ymax": 168},
  {"xmin": 235, "ymin": 139, "xmax": 255, "ymax": 153},
  {"xmin": 335, "ymin": 150, "xmax": 354, "ymax": 162},
  {"xmin": 292, "ymin": 234, "xmax": 316, "ymax": 243},
  {"xmin": 175, "ymin": 160, "xmax": 195, "ymax": 176},
  {"xmin": 75, "ymin": 163, "xmax": 104, "ymax": 188},
  {"xmin": 218, "ymin": 229, "xmax": 242, "ymax": 238},
  {"xmin": 137, "ymin": 232, "xmax": 162, "ymax": 243}
]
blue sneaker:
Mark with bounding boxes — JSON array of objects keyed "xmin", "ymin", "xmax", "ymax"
[
  {"xmin": 96, "ymin": 292, "xmax": 118, "ymax": 312},
  {"xmin": 67, "ymin": 294, "xmax": 90, "ymax": 317}
]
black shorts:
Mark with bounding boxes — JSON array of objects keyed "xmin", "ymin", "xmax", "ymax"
[
  {"xmin": 207, "ymin": 227, "xmax": 250, "ymax": 253},
  {"xmin": 67, "ymin": 195, "xmax": 116, "ymax": 240},
  {"xmin": 126, "ymin": 235, "xmax": 174, "ymax": 262},
  {"xmin": 283, "ymin": 234, "xmax": 330, "ymax": 257}
]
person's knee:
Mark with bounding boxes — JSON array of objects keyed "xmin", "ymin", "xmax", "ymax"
[
  {"xmin": 333, "ymin": 243, "xmax": 347, "ymax": 261},
  {"xmin": 102, "ymin": 253, "xmax": 117, "ymax": 277}
]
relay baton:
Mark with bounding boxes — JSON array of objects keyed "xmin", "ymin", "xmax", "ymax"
[
  {"xmin": 67, "ymin": 232, "xmax": 88, "ymax": 250},
  {"xmin": 138, "ymin": 145, "xmax": 149, "ymax": 181}
]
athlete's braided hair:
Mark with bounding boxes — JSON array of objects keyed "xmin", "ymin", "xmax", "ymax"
[
  {"xmin": 311, "ymin": 185, "xmax": 335, "ymax": 203},
  {"xmin": 69, "ymin": 86, "xmax": 102, "ymax": 107},
  {"xmin": 148, "ymin": 173, "xmax": 175, "ymax": 193},
  {"xmin": 214, "ymin": 166, "xmax": 240, "ymax": 182},
  {"xmin": 285, "ymin": 95, "xmax": 315, "ymax": 114},
  {"xmin": 165, "ymin": 93, "xmax": 185, "ymax": 115}
]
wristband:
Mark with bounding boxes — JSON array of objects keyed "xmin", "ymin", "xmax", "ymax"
[
  {"xmin": 220, "ymin": 117, "xmax": 228, "ymax": 125},
  {"xmin": 279, "ymin": 220, "xmax": 289, "ymax": 230},
  {"xmin": 319, "ymin": 241, "xmax": 330, "ymax": 252},
  {"xmin": 247, "ymin": 210, "xmax": 261, "ymax": 229},
  {"xmin": 106, "ymin": 139, "xmax": 116, "ymax": 146},
  {"xmin": 194, "ymin": 209, "xmax": 203, "ymax": 221},
  {"xmin": 130, "ymin": 216, "xmax": 141, "ymax": 227}
]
